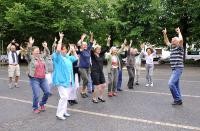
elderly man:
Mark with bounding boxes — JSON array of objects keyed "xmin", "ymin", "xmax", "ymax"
[
  {"xmin": 7, "ymin": 40, "xmax": 23, "ymax": 89},
  {"xmin": 162, "ymin": 27, "xmax": 184, "ymax": 105}
]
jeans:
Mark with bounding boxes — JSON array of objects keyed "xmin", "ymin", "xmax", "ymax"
[
  {"xmin": 168, "ymin": 68, "xmax": 183, "ymax": 102},
  {"xmin": 117, "ymin": 69, "xmax": 122, "ymax": 90},
  {"xmin": 145, "ymin": 64, "xmax": 154, "ymax": 84},
  {"xmin": 29, "ymin": 77, "xmax": 49, "ymax": 110}
]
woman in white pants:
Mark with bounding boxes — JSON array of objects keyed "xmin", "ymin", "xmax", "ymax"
[{"xmin": 52, "ymin": 32, "xmax": 78, "ymax": 120}]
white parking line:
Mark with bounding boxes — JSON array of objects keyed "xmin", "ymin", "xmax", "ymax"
[
  {"xmin": 0, "ymin": 77, "xmax": 200, "ymax": 98},
  {"xmin": 0, "ymin": 95, "xmax": 200, "ymax": 131}
]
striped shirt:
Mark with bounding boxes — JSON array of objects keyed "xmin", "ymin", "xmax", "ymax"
[{"xmin": 170, "ymin": 45, "xmax": 184, "ymax": 68}]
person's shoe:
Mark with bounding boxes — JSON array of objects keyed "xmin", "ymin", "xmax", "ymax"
[
  {"xmin": 112, "ymin": 92, "xmax": 117, "ymax": 96},
  {"xmin": 39, "ymin": 105, "xmax": 46, "ymax": 112},
  {"xmin": 92, "ymin": 99, "xmax": 98, "ymax": 103},
  {"xmin": 117, "ymin": 89, "xmax": 123, "ymax": 91},
  {"xmin": 150, "ymin": 83, "xmax": 153, "ymax": 87},
  {"xmin": 14, "ymin": 83, "xmax": 19, "ymax": 88},
  {"xmin": 64, "ymin": 113, "xmax": 71, "ymax": 117},
  {"xmin": 128, "ymin": 87, "xmax": 133, "ymax": 89},
  {"xmin": 68, "ymin": 100, "xmax": 74, "ymax": 106},
  {"xmin": 145, "ymin": 84, "xmax": 149, "ymax": 87},
  {"xmin": 135, "ymin": 82, "xmax": 139, "ymax": 85},
  {"xmin": 72, "ymin": 100, "xmax": 78, "ymax": 104},
  {"xmin": 172, "ymin": 100, "xmax": 183, "ymax": 105},
  {"xmin": 33, "ymin": 109, "xmax": 41, "ymax": 114},
  {"xmin": 81, "ymin": 93, "xmax": 88, "ymax": 98},
  {"xmin": 8, "ymin": 83, "xmax": 13, "ymax": 89},
  {"xmin": 98, "ymin": 97, "xmax": 106, "ymax": 102},
  {"xmin": 108, "ymin": 92, "xmax": 113, "ymax": 97},
  {"xmin": 56, "ymin": 116, "xmax": 66, "ymax": 120}
]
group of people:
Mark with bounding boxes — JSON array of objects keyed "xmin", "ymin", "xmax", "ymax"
[{"xmin": 5, "ymin": 27, "xmax": 184, "ymax": 120}]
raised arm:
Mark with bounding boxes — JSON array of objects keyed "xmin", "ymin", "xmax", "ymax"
[
  {"xmin": 26, "ymin": 37, "xmax": 34, "ymax": 62},
  {"xmin": 42, "ymin": 41, "xmax": 50, "ymax": 57},
  {"xmin": 57, "ymin": 32, "xmax": 64, "ymax": 52},
  {"xmin": 176, "ymin": 27, "xmax": 183, "ymax": 47},
  {"xmin": 52, "ymin": 37, "xmax": 57, "ymax": 53},
  {"xmin": 162, "ymin": 28, "xmax": 170, "ymax": 46}
]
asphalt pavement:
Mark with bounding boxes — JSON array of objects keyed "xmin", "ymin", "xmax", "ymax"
[{"xmin": 0, "ymin": 64, "xmax": 200, "ymax": 131}]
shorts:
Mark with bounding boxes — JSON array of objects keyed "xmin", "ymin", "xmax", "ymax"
[
  {"xmin": 8, "ymin": 64, "xmax": 20, "ymax": 77},
  {"xmin": 91, "ymin": 71, "xmax": 105, "ymax": 85}
]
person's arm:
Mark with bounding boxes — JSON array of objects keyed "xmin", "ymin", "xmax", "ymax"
[
  {"xmin": 100, "ymin": 35, "xmax": 111, "ymax": 55},
  {"xmin": 87, "ymin": 32, "xmax": 94, "ymax": 51},
  {"xmin": 176, "ymin": 27, "xmax": 183, "ymax": 47},
  {"xmin": 7, "ymin": 42, "xmax": 12, "ymax": 53},
  {"xmin": 42, "ymin": 41, "xmax": 50, "ymax": 57},
  {"xmin": 56, "ymin": 32, "xmax": 64, "ymax": 52},
  {"xmin": 162, "ymin": 28, "xmax": 170, "ymax": 46},
  {"xmin": 26, "ymin": 37, "xmax": 34, "ymax": 62},
  {"xmin": 52, "ymin": 37, "xmax": 57, "ymax": 53},
  {"xmin": 68, "ymin": 46, "xmax": 78, "ymax": 63},
  {"xmin": 117, "ymin": 43, "xmax": 125, "ymax": 54}
]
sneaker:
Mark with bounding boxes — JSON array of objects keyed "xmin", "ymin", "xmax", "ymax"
[
  {"xmin": 56, "ymin": 116, "xmax": 66, "ymax": 120},
  {"xmin": 8, "ymin": 83, "xmax": 13, "ymax": 89},
  {"xmin": 92, "ymin": 99, "xmax": 98, "ymax": 103},
  {"xmin": 72, "ymin": 100, "xmax": 78, "ymax": 104},
  {"xmin": 145, "ymin": 84, "xmax": 149, "ymax": 87},
  {"xmin": 81, "ymin": 93, "xmax": 88, "ymax": 98},
  {"xmin": 40, "ymin": 105, "xmax": 46, "ymax": 112},
  {"xmin": 108, "ymin": 92, "xmax": 113, "ymax": 97},
  {"xmin": 64, "ymin": 113, "xmax": 71, "ymax": 117},
  {"xmin": 150, "ymin": 83, "xmax": 153, "ymax": 87},
  {"xmin": 33, "ymin": 109, "xmax": 41, "ymax": 114},
  {"xmin": 98, "ymin": 97, "xmax": 106, "ymax": 102},
  {"xmin": 112, "ymin": 92, "xmax": 117, "ymax": 96},
  {"xmin": 117, "ymin": 89, "xmax": 123, "ymax": 91},
  {"xmin": 135, "ymin": 82, "xmax": 139, "ymax": 85},
  {"xmin": 14, "ymin": 83, "xmax": 19, "ymax": 88},
  {"xmin": 172, "ymin": 100, "xmax": 183, "ymax": 105}
]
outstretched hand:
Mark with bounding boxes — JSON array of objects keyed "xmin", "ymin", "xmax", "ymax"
[
  {"xmin": 162, "ymin": 28, "xmax": 167, "ymax": 34},
  {"xmin": 175, "ymin": 27, "xmax": 181, "ymax": 34},
  {"xmin": 59, "ymin": 32, "xmax": 64, "ymax": 38},
  {"xmin": 28, "ymin": 37, "xmax": 34, "ymax": 47},
  {"xmin": 42, "ymin": 41, "xmax": 48, "ymax": 48}
]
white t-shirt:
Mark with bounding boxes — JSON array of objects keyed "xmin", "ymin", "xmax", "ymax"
[{"xmin": 7, "ymin": 50, "xmax": 20, "ymax": 64}]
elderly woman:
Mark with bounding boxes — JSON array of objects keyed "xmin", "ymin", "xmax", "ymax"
[
  {"xmin": 26, "ymin": 37, "xmax": 50, "ymax": 114},
  {"xmin": 105, "ymin": 42, "xmax": 125, "ymax": 97},
  {"xmin": 52, "ymin": 32, "xmax": 78, "ymax": 120}
]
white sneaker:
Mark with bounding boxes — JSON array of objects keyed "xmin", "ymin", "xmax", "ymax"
[
  {"xmin": 150, "ymin": 83, "xmax": 153, "ymax": 87},
  {"xmin": 8, "ymin": 83, "xmax": 13, "ymax": 89},
  {"xmin": 145, "ymin": 84, "xmax": 149, "ymax": 87},
  {"xmin": 64, "ymin": 113, "xmax": 71, "ymax": 117},
  {"xmin": 14, "ymin": 83, "xmax": 19, "ymax": 88},
  {"xmin": 56, "ymin": 116, "xmax": 66, "ymax": 120}
]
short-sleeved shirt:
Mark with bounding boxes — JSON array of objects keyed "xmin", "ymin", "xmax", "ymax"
[
  {"xmin": 170, "ymin": 45, "xmax": 184, "ymax": 68},
  {"xmin": 7, "ymin": 51, "xmax": 20, "ymax": 64}
]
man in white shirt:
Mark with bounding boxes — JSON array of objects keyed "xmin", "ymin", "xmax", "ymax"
[{"xmin": 7, "ymin": 40, "xmax": 23, "ymax": 89}]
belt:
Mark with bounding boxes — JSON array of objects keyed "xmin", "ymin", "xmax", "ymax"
[{"xmin": 9, "ymin": 64, "xmax": 19, "ymax": 66}]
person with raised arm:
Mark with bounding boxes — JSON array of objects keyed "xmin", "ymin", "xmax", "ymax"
[
  {"xmin": 140, "ymin": 43, "xmax": 156, "ymax": 87},
  {"xmin": 52, "ymin": 32, "xmax": 78, "ymax": 120},
  {"xmin": 26, "ymin": 37, "xmax": 50, "ymax": 114},
  {"xmin": 162, "ymin": 27, "xmax": 184, "ymax": 105},
  {"xmin": 77, "ymin": 32, "xmax": 94, "ymax": 98},
  {"xmin": 105, "ymin": 40, "xmax": 125, "ymax": 97},
  {"xmin": 7, "ymin": 40, "xmax": 24, "ymax": 89}
]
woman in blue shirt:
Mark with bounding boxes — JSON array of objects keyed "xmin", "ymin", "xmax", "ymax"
[{"xmin": 52, "ymin": 32, "xmax": 78, "ymax": 120}]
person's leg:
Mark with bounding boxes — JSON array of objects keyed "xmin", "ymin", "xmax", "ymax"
[
  {"xmin": 8, "ymin": 65, "xmax": 14, "ymax": 88},
  {"xmin": 117, "ymin": 69, "xmax": 122, "ymax": 90},
  {"xmin": 135, "ymin": 64, "xmax": 141, "ymax": 85},
  {"xmin": 87, "ymin": 74, "xmax": 93, "ymax": 93},
  {"xmin": 56, "ymin": 86, "xmax": 69, "ymax": 119},
  {"xmin": 30, "ymin": 78, "xmax": 40, "ymax": 111},
  {"xmin": 149, "ymin": 65, "xmax": 154, "ymax": 87},
  {"xmin": 127, "ymin": 67, "xmax": 134, "ymax": 89},
  {"xmin": 14, "ymin": 65, "xmax": 20, "ymax": 87},
  {"xmin": 79, "ymin": 68, "xmax": 89, "ymax": 97},
  {"xmin": 98, "ymin": 83, "xmax": 106, "ymax": 99},
  {"xmin": 145, "ymin": 64, "xmax": 150, "ymax": 86},
  {"xmin": 39, "ymin": 78, "xmax": 49, "ymax": 109},
  {"xmin": 168, "ymin": 68, "xmax": 183, "ymax": 102},
  {"xmin": 112, "ymin": 68, "xmax": 118, "ymax": 94},
  {"xmin": 107, "ymin": 72, "xmax": 113, "ymax": 96}
]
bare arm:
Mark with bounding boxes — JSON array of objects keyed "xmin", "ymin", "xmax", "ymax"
[
  {"xmin": 162, "ymin": 28, "xmax": 170, "ymax": 46},
  {"xmin": 57, "ymin": 32, "xmax": 64, "ymax": 52},
  {"xmin": 176, "ymin": 27, "xmax": 183, "ymax": 47}
]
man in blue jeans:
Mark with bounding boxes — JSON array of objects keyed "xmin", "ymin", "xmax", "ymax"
[{"xmin": 163, "ymin": 27, "xmax": 184, "ymax": 105}]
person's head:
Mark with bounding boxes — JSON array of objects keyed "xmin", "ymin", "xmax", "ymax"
[
  {"xmin": 93, "ymin": 44, "xmax": 101, "ymax": 54},
  {"xmin": 146, "ymin": 48, "xmax": 153, "ymax": 55},
  {"xmin": 10, "ymin": 45, "xmax": 16, "ymax": 52},
  {"xmin": 171, "ymin": 37, "xmax": 181, "ymax": 46},
  {"xmin": 110, "ymin": 46, "xmax": 118, "ymax": 55},
  {"xmin": 32, "ymin": 46, "xmax": 40, "ymax": 57},
  {"xmin": 61, "ymin": 44, "xmax": 69, "ymax": 55},
  {"xmin": 130, "ymin": 48, "xmax": 137, "ymax": 55},
  {"xmin": 81, "ymin": 42, "xmax": 87, "ymax": 50}
]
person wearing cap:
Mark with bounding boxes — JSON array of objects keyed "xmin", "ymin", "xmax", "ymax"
[
  {"xmin": 90, "ymin": 37, "xmax": 110, "ymax": 103},
  {"xmin": 77, "ymin": 33, "xmax": 94, "ymax": 98},
  {"xmin": 7, "ymin": 40, "xmax": 24, "ymax": 89},
  {"xmin": 162, "ymin": 27, "xmax": 184, "ymax": 105},
  {"xmin": 105, "ymin": 41, "xmax": 125, "ymax": 97}
]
